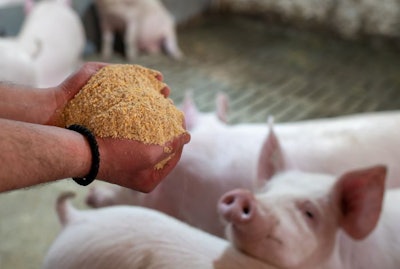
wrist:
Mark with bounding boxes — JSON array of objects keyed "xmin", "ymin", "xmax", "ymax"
[
  {"xmin": 67, "ymin": 125, "xmax": 100, "ymax": 186},
  {"xmin": 93, "ymin": 137, "xmax": 111, "ymax": 182}
]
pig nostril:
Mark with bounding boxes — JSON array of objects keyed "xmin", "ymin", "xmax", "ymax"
[
  {"xmin": 243, "ymin": 206, "xmax": 250, "ymax": 215},
  {"xmin": 223, "ymin": 195, "xmax": 235, "ymax": 205},
  {"xmin": 242, "ymin": 204, "xmax": 252, "ymax": 218}
]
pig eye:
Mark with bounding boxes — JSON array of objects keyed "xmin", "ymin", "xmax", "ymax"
[
  {"xmin": 299, "ymin": 201, "xmax": 318, "ymax": 224},
  {"xmin": 304, "ymin": 210, "xmax": 314, "ymax": 219}
]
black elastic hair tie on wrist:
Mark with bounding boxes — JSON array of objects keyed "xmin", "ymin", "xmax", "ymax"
[{"xmin": 67, "ymin": 124, "xmax": 100, "ymax": 186}]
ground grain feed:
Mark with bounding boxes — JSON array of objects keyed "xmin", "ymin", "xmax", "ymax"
[{"xmin": 60, "ymin": 64, "xmax": 187, "ymax": 148}]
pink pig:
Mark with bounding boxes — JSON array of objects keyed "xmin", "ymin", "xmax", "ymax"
[
  {"xmin": 86, "ymin": 93, "xmax": 400, "ymax": 239},
  {"xmin": 218, "ymin": 137, "xmax": 400, "ymax": 268},
  {"xmin": 94, "ymin": 0, "xmax": 182, "ymax": 61},
  {"xmin": 0, "ymin": 37, "xmax": 38, "ymax": 85},
  {"xmin": 0, "ymin": 0, "xmax": 85, "ymax": 87},
  {"xmin": 18, "ymin": 0, "xmax": 85, "ymax": 87}
]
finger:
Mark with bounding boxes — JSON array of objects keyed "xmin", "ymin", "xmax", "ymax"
[
  {"xmin": 61, "ymin": 62, "xmax": 109, "ymax": 100},
  {"xmin": 155, "ymin": 72, "xmax": 164, "ymax": 81},
  {"xmin": 154, "ymin": 146, "xmax": 184, "ymax": 184},
  {"xmin": 152, "ymin": 132, "xmax": 190, "ymax": 173},
  {"xmin": 162, "ymin": 133, "xmax": 191, "ymax": 156},
  {"xmin": 150, "ymin": 70, "xmax": 169, "ymax": 97},
  {"xmin": 175, "ymin": 132, "xmax": 191, "ymax": 146},
  {"xmin": 160, "ymin": 86, "xmax": 171, "ymax": 98}
]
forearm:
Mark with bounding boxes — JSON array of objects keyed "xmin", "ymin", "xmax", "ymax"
[
  {"xmin": 0, "ymin": 82, "xmax": 58, "ymax": 124},
  {"xmin": 0, "ymin": 119, "xmax": 91, "ymax": 192}
]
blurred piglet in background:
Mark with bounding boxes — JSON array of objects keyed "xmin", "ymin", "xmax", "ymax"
[
  {"xmin": 86, "ymin": 92, "xmax": 400, "ymax": 238},
  {"xmin": 0, "ymin": 37, "xmax": 38, "ymax": 85},
  {"xmin": 0, "ymin": 0, "xmax": 85, "ymax": 87},
  {"xmin": 95, "ymin": 0, "xmax": 182, "ymax": 61}
]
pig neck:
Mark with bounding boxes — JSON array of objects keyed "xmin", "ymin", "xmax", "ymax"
[
  {"xmin": 213, "ymin": 246, "xmax": 279, "ymax": 269},
  {"xmin": 323, "ymin": 231, "xmax": 376, "ymax": 269},
  {"xmin": 322, "ymin": 193, "xmax": 400, "ymax": 269},
  {"xmin": 293, "ymin": 234, "xmax": 355, "ymax": 269}
]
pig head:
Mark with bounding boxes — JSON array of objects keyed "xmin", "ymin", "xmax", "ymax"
[
  {"xmin": 181, "ymin": 91, "xmax": 229, "ymax": 131},
  {"xmin": 218, "ymin": 133, "xmax": 386, "ymax": 269}
]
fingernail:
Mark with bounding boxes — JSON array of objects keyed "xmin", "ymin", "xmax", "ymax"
[
  {"xmin": 183, "ymin": 133, "xmax": 191, "ymax": 144},
  {"xmin": 156, "ymin": 73, "xmax": 163, "ymax": 81}
]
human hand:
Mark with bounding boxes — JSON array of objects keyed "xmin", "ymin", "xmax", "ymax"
[
  {"xmin": 96, "ymin": 132, "xmax": 190, "ymax": 192},
  {"xmin": 54, "ymin": 62, "xmax": 188, "ymax": 192}
]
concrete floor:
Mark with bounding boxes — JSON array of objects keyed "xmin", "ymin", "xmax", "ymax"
[{"xmin": 1, "ymin": 15, "xmax": 400, "ymax": 269}]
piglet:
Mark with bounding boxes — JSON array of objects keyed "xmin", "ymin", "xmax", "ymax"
[
  {"xmin": 17, "ymin": 0, "xmax": 85, "ymax": 87},
  {"xmin": 42, "ymin": 192, "xmax": 277, "ymax": 269},
  {"xmin": 218, "ymin": 139, "xmax": 400, "ymax": 268},
  {"xmin": 94, "ymin": 0, "xmax": 182, "ymax": 61},
  {"xmin": 0, "ymin": 37, "xmax": 37, "ymax": 85},
  {"xmin": 0, "ymin": 0, "xmax": 84, "ymax": 87}
]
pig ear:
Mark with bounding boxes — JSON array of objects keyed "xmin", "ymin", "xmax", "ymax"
[
  {"xmin": 335, "ymin": 165, "xmax": 387, "ymax": 240},
  {"xmin": 216, "ymin": 92, "xmax": 229, "ymax": 123},
  {"xmin": 24, "ymin": 0, "xmax": 35, "ymax": 15},
  {"xmin": 181, "ymin": 91, "xmax": 198, "ymax": 130},
  {"xmin": 257, "ymin": 117, "xmax": 285, "ymax": 184}
]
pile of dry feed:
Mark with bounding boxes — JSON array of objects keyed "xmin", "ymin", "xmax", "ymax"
[{"xmin": 59, "ymin": 64, "xmax": 187, "ymax": 146}]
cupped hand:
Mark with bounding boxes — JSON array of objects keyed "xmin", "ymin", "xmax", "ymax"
[
  {"xmin": 47, "ymin": 62, "xmax": 170, "ymax": 126},
  {"xmin": 48, "ymin": 61, "xmax": 184, "ymax": 191},
  {"xmin": 96, "ymin": 132, "xmax": 191, "ymax": 192}
]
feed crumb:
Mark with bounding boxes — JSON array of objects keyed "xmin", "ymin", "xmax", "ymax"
[
  {"xmin": 154, "ymin": 154, "xmax": 175, "ymax": 170},
  {"xmin": 164, "ymin": 146, "xmax": 172, "ymax": 153},
  {"xmin": 60, "ymin": 64, "xmax": 187, "ymax": 146}
]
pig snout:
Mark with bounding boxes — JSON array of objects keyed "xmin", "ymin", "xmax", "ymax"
[{"xmin": 218, "ymin": 189, "xmax": 256, "ymax": 224}]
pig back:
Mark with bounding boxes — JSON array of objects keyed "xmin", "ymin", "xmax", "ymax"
[
  {"xmin": 43, "ymin": 205, "xmax": 231, "ymax": 269},
  {"xmin": 275, "ymin": 111, "xmax": 400, "ymax": 188}
]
